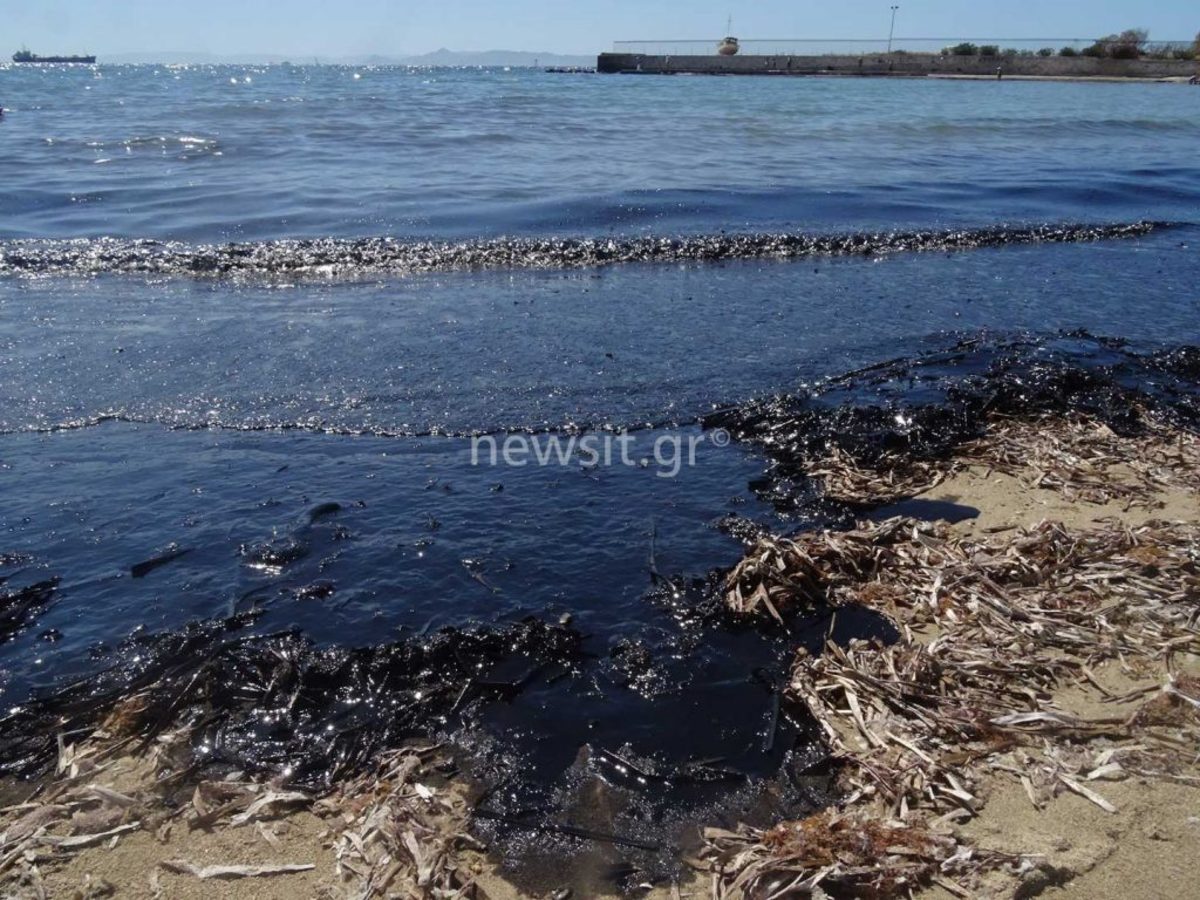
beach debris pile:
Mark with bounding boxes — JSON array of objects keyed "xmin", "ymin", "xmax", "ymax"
[
  {"xmin": 0, "ymin": 732, "xmax": 160, "ymax": 895},
  {"xmin": 0, "ymin": 716, "xmax": 477, "ymax": 897},
  {"xmin": 0, "ymin": 720, "xmax": 323, "ymax": 893},
  {"xmin": 699, "ymin": 334, "xmax": 1200, "ymax": 897},
  {"xmin": 707, "ymin": 333, "xmax": 1200, "ymax": 512},
  {"xmin": 315, "ymin": 744, "xmax": 483, "ymax": 897},
  {"xmin": 0, "ymin": 221, "xmax": 1161, "ymax": 280},
  {"xmin": 0, "ymin": 613, "xmax": 577, "ymax": 896},
  {"xmin": 959, "ymin": 412, "xmax": 1200, "ymax": 505},
  {"xmin": 0, "ymin": 616, "xmax": 583, "ymax": 787},
  {"xmin": 700, "ymin": 806, "xmax": 1031, "ymax": 898},
  {"xmin": 776, "ymin": 410, "xmax": 1200, "ymax": 511},
  {"xmin": 704, "ymin": 508, "xmax": 1200, "ymax": 896},
  {"xmin": 0, "ymin": 578, "xmax": 60, "ymax": 644}
]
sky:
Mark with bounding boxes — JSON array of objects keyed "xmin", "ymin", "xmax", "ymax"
[{"xmin": 2, "ymin": 0, "xmax": 1196, "ymax": 58}]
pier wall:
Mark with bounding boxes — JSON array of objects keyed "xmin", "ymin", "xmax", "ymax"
[{"xmin": 596, "ymin": 52, "xmax": 1197, "ymax": 79}]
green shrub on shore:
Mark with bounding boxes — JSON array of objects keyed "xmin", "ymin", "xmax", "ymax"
[
  {"xmin": 1084, "ymin": 28, "xmax": 1149, "ymax": 59},
  {"xmin": 932, "ymin": 32, "xmax": 1187, "ymax": 64}
]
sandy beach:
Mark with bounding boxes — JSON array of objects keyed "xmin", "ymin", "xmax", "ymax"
[{"xmin": 914, "ymin": 467, "xmax": 1200, "ymax": 899}]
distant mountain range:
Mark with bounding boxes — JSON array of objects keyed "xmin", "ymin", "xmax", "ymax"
[
  {"xmin": 101, "ymin": 48, "xmax": 595, "ymax": 67},
  {"xmin": 394, "ymin": 48, "xmax": 594, "ymax": 67}
]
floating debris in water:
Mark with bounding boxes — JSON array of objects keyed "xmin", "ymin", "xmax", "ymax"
[
  {"xmin": 0, "ymin": 222, "xmax": 1165, "ymax": 280},
  {"xmin": 130, "ymin": 545, "xmax": 192, "ymax": 579},
  {"xmin": 291, "ymin": 581, "xmax": 336, "ymax": 601},
  {"xmin": 0, "ymin": 578, "xmax": 60, "ymax": 644},
  {"xmin": 240, "ymin": 536, "xmax": 310, "ymax": 572},
  {"xmin": 0, "ymin": 615, "xmax": 582, "ymax": 787},
  {"xmin": 305, "ymin": 501, "xmax": 342, "ymax": 523}
]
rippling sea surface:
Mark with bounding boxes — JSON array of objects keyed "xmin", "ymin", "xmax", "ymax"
[
  {"xmin": 4, "ymin": 64, "xmax": 1200, "ymax": 239},
  {"xmin": 2, "ymin": 63, "xmax": 1199, "ymax": 883}
]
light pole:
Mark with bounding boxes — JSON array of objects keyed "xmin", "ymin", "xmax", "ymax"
[{"xmin": 888, "ymin": 5, "xmax": 900, "ymax": 53}]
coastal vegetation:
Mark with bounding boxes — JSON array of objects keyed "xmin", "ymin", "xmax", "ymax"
[
  {"xmin": 1081, "ymin": 28, "xmax": 1148, "ymax": 58},
  {"xmin": 942, "ymin": 28, "xmax": 1197, "ymax": 61}
]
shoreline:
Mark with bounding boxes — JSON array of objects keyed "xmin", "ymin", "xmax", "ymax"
[
  {"xmin": 928, "ymin": 73, "xmax": 1195, "ymax": 83},
  {"xmin": 707, "ymin": 409, "xmax": 1200, "ymax": 898},
  {"xmin": 4, "ymin": 413, "xmax": 1198, "ymax": 898}
]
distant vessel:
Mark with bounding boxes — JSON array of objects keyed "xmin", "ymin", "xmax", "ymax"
[{"xmin": 12, "ymin": 48, "xmax": 96, "ymax": 64}]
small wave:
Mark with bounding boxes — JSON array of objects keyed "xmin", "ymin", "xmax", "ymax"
[
  {"xmin": 903, "ymin": 117, "xmax": 1200, "ymax": 139},
  {"xmin": 74, "ymin": 134, "xmax": 221, "ymax": 160},
  {"xmin": 0, "ymin": 221, "xmax": 1167, "ymax": 280},
  {"xmin": 0, "ymin": 410, "xmax": 671, "ymax": 440}
]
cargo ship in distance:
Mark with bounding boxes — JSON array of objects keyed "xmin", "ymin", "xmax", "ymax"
[{"xmin": 12, "ymin": 48, "xmax": 96, "ymax": 64}]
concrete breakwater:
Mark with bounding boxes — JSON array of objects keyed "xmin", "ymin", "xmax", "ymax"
[{"xmin": 597, "ymin": 51, "xmax": 1198, "ymax": 79}]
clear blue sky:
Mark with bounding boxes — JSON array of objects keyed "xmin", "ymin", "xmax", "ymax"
[{"xmin": 2, "ymin": 0, "xmax": 1196, "ymax": 57}]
